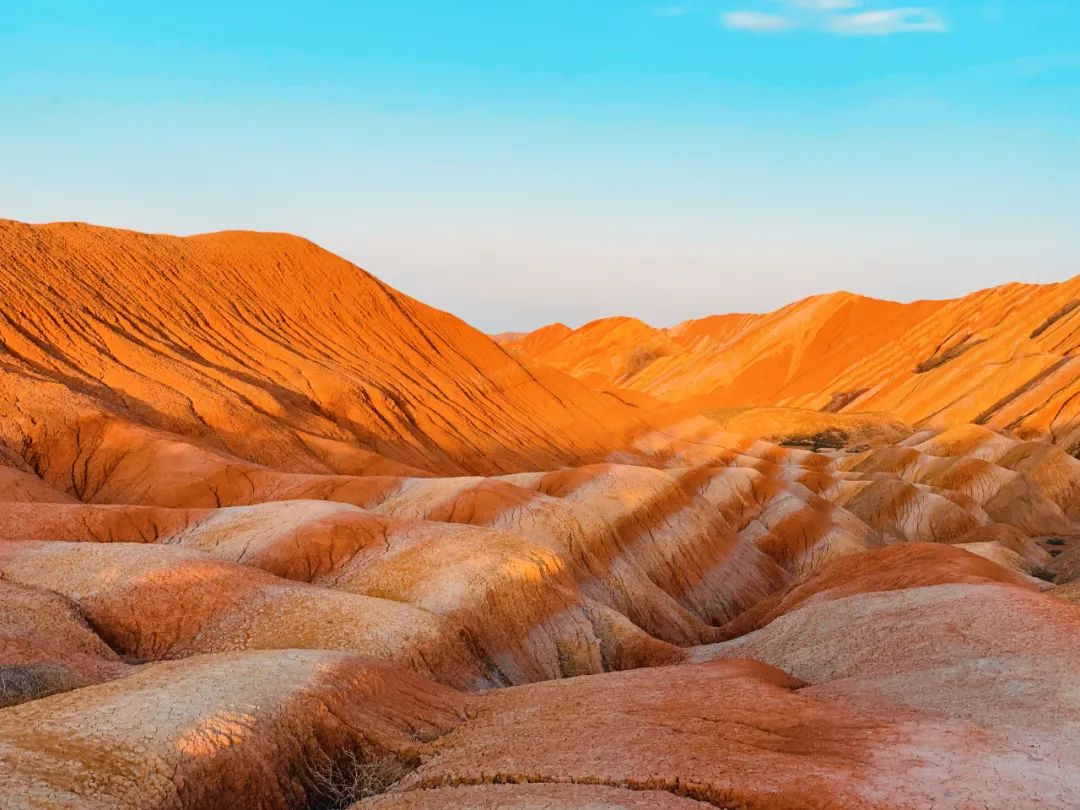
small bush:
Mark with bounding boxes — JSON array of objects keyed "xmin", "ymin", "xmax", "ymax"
[
  {"xmin": 780, "ymin": 429, "xmax": 848, "ymax": 451},
  {"xmin": 0, "ymin": 662, "xmax": 84, "ymax": 708},
  {"xmin": 1031, "ymin": 566, "xmax": 1057, "ymax": 583},
  {"xmin": 306, "ymin": 748, "xmax": 417, "ymax": 810}
]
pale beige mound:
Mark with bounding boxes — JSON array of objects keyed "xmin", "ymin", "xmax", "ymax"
[
  {"xmin": 716, "ymin": 542, "xmax": 1038, "ymax": 639},
  {"xmin": 165, "ymin": 500, "xmax": 684, "ymax": 684},
  {"xmin": 0, "ymin": 651, "xmax": 468, "ymax": 810},
  {"xmin": 954, "ymin": 540, "xmax": 1044, "ymax": 578},
  {"xmin": 1050, "ymin": 542, "xmax": 1080, "ymax": 583},
  {"xmin": 697, "ymin": 582, "xmax": 1079, "ymax": 684},
  {"xmin": 371, "ymin": 648, "xmax": 1080, "ymax": 809},
  {"xmin": 691, "ymin": 584, "xmax": 1080, "ymax": 808},
  {"xmin": 0, "ymin": 540, "xmax": 491, "ymax": 689},
  {"xmin": 0, "ymin": 579, "xmax": 131, "ymax": 706},
  {"xmin": 355, "ymin": 784, "xmax": 714, "ymax": 808},
  {"xmin": 949, "ymin": 522, "xmax": 1053, "ymax": 568}
]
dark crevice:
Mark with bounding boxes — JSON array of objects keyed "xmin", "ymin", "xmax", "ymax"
[
  {"xmin": 914, "ymin": 335, "xmax": 985, "ymax": 374},
  {"xmin": 1031, "ymin": 300, "xmax": 1080, "ymax": 339}
]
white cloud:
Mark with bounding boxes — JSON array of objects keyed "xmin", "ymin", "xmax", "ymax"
[
  {"xmin": 719, "ymin": 2, "xmax": 947, "ymax": 36},
  {"xmin": 826, "ymin": 7, "xmax": 947, "ymax": 35},
  {"xmin": 722, "ymin": 10, "xmax": 797, "ymax": 32}
]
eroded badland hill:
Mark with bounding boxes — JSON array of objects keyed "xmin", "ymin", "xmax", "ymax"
[{"xmin": 2, "ymin": 219, "xmax": 1079, "ymax": 809}]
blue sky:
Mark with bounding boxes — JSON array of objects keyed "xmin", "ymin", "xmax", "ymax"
[{"xmin": 2, "ymin": 1, "xmax": 1078, "ymax": 331}]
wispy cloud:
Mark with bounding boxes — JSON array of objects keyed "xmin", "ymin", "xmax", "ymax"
[
  {"xmin": 827, "ymin": 7, "xmax": 947, "ymax": 35},
  {"xmin": 722, "ymin": 10, "xmax": 797, "ymax": 32},
  {"xmin": 718, "ymin": 1, "xmax": 948, "ymax": 36}
]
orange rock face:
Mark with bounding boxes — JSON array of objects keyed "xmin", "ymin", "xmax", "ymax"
[
  {"xmin": 0, "ymin": 219, "xmax": 660, "ymax": 486},
  {"xmin": 1, "ymin": 219, "xmax": 1079, "ymax": 809},
  {"xmin": 504, "ymin": 282, "xmax": 1080, "ymax": 451}
]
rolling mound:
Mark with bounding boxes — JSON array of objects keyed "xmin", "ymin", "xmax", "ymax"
[
  {"xmin": 502, "ymin": 278, "xmax": 1080, "ymax": 451},
  {"xmin": 2, "ymin": 219, "xmax": 1079, "ymax": 808}
]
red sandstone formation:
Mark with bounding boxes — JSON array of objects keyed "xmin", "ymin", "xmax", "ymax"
[
  {"xmin": 1, "ymin": 219, "xmax": 1078, "ymax": 808},
  {"xmin": 502, "ymin": 282, "xmax": 1080, "ymax": 451}
]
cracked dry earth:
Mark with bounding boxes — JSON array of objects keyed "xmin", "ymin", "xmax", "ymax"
[{"xmin": 1, "ymin": 220, "xmax": 1080, "ymax": 809}]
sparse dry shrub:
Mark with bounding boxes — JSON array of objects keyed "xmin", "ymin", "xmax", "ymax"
[
  {"xmin": 780, "ymin": 429, "xmax": 848, "ymax": 451},
  {"xmin": 0, "ymin": 662, "xmax": 84, "ymax": 708},
  {"xmin": 306, "ymin": 747, "xmax": 417, "ymax": 810}
]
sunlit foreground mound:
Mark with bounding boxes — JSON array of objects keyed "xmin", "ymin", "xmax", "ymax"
[{"xmin": 2, "ymin": 220, "xmax": 1079, "ymax": 809}]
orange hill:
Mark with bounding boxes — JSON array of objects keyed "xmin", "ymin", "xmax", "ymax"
[
  {"xmin": 0, "ymin": 220, "xmax": 669, "ymax": 485},
  {"xmin": 499, "ymin": 281, "xmax": 1080, "ymax": 451}
]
